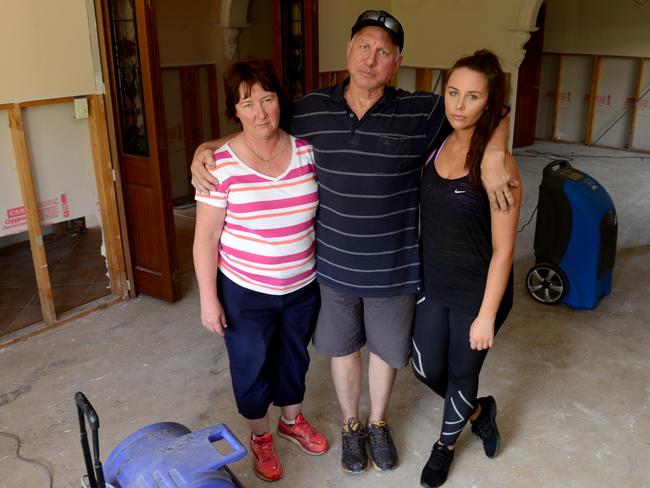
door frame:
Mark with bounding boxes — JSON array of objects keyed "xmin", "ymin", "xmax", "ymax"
[
  {"xmin": 93, "ymin": 0, "xmax": 136, "ymax": 298},
  {"xmin": 272, "ymin": 0, "xmax": 320, "ymax": 98},
  {"xmin": 94, "ymin": 0, "xmax": 180, "ymax": 302},
  {"xmin": 513, "ymin": 2, "xmax": 546, "ymax": 147}
]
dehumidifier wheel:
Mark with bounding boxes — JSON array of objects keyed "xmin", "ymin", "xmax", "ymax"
[{"xmin": 526, "ymin": 263, "xmax": 567, "ymax": 305}]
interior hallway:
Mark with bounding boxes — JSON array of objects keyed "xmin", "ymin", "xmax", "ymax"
[{"xmin": 0, "ymin": 142, "xmax": 648, "ymax": 487}]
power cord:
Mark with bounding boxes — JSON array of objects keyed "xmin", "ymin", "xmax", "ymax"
[
  {"xmin": 517, "ymin": 204, "xmax": 538, "ymax": 234},
  {"xmin": 512, "ymin": 148, "xmax": 647, "ymax": 233},
  {"xmin": 0, "ymin": 431, "xmax": 54, "ymax": 488},
  {"xmin": 514, "ymin": 149, "xmax": 648, "ymax": 162}
]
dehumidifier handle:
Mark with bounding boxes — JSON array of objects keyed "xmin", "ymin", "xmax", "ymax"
[
  {"xmin": 75, "ymin": 391, "xmax": 100, "ymax": 430},
  {"xmin": 205, "ymin": 423, "xmax": 248, "ymax": 468},
  {"xmin": 549, "ymin": 160, "xmax": 570, "ymax": 171},
  {"xmin": 544, "ymin": 160, "xmax": 572, "ymax": 178},
  {"xmin": 75, "ymin": 392, "xmax": 107, "ymax": 488}
]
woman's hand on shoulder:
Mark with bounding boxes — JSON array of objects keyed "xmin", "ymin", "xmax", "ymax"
[
  {"xmin": 469, "ymin": 315, "xmax": 495, "ymax": 351},
  {"xmin": 200, "ymin": 298, "xmax": 228, "ymax": 336}
]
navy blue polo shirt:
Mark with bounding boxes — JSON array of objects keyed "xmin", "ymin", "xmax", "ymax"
[{"xmin": 291, "ymin": 80, "xmax": 450, "ymax": 297}]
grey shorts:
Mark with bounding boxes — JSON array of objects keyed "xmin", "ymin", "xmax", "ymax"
[{"xmin": 313, "ymin": 284, "xmax": 416, "ymax": 368}]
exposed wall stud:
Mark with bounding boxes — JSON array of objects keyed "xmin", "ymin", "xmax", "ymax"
[
  {"xmin": 551, "ymin": 54, "xmax": 564, "ymax": 140},
  {"xmin": 88, "ymin": 95, "xmax": 129, "ymax": 299},
  {"xmin": 585, "ymin": 56, "xmax": 602, "ymax": 144},
  {"xmin": 94, "ymin": 0, "xmax": 136, "ymax": 298},
  {"xmin": 8, "ymin": 105, "xmax": 57, "ymax": 324},
  {"xmin": 628, "ymin": 58, "xmax": 644, "ymax": 151}
]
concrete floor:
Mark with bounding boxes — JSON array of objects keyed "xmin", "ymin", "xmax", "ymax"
[{"xmin": 1, "ymin": 142, "xmax": 649, "ymax": 488}]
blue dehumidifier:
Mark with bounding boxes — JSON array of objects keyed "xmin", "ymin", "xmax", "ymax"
[
  {"xmin": 526, "ymin": 160, "xmax": 617, "ymax": 310},
  {"xmin": 76, "ymin": 392, "xmax": 247, "ymax": 488}
]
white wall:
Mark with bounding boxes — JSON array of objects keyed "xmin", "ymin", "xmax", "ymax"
[
  {"xmin": 0, "ymin": 104, "xmax": 99, "ymax": 238},
  {"xmin": 537, "ymin": 0, "xmax": 650, "ymax": 148},
  {"xmin": 0, "ymin": 0, "xmax": 102, "ymax": 103},
  {"xmin": 238, "ymin": 0, "xmax": 273, "ymax": 60},
  {"xmin": 319, "ymin": 0, "xmax": 391, "ymax": 72},
  {"xmin": 591, "ymin": 58, "xmax": 639, "ymax": 147},
  {"xmin": 0, "ymin": 1, "xmax": 103, "ymax": 245},
  {"xmin": 631, "ymin": 61, "xmax": 650, "ymax": 151},
  {"xmin": 319, "ymin": 0, "xmax": 537, "ymax": 74},
  {"xmin": 394, "ymin": 0, "xmax": 530, "ymax": 73},
  {"xmin": 156, "ymin": 0, "xmax": 220, "ymax": 66},
  {"xmin": 544, "ymin": 0, "xmax": 650, "ymax": 57},
  {"xmin": 555, "ymin": 56, "xmax": 592, "ymax": 143}
]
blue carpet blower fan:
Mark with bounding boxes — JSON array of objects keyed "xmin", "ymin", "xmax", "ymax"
[
  {"xmin": 526, "ymin": 160, "xmax": 617, "ymax": 310},
  {"xmin": 76, "ymin": 392, "xmax": 247, "ymax": 488}
]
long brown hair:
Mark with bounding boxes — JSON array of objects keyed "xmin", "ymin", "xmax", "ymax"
[{"xmin": 447, "ymin": 50, "xmax": 510, "ymax": 188}]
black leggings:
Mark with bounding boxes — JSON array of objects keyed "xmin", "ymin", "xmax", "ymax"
[{"xmin": 411, "ymin": 294, "xmax": 504, "ymax": 445}]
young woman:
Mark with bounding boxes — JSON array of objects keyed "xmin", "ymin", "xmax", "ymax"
[
  {"xmin": 412, "ymin": 50, "xmax": 522, "ymax": 487},
  {"xmin": 193, "ymin": 59, "xmax": 328, "ymax": 482}
]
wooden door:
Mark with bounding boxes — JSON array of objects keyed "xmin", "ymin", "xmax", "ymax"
[
  {"xmin": 179, "ymin": 66, "xmax": 205, "ymax": 199},
  {"xmin": 178, "ymin": 65, "xmax": 220, "ymax": 199},
  {"xmin": 102, "ymin": 0, "xmax": 180, "ymax": 302},
  {"xmin": 273, "ymin": 0, "xmax": 319, "ymax": 100},
  {"xmin": 514, "ymin": 3, "xmax": 546, "ymax": 148}
]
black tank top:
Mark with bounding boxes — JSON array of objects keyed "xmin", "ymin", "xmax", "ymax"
[{"xmin": 420, "ymin": 143, "xmax": 513, "ymax": 320}]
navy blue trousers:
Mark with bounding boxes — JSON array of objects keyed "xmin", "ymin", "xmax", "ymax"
[{"xmin": 218, "ymin": 272, "xmax": 320, "ymax": 420}]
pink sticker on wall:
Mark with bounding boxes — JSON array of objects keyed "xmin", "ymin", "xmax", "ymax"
[
  {"xmin": 61, "ymin": 193, "xmax": 70, "ymax": 218},
  {"xmin": 2, "ymin": 197, "xmax": 67, "ymax": 235}
]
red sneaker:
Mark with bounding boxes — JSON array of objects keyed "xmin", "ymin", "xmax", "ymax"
[
  {"xmin": 250, "ymin": 432, "xmax": 283, "ymax": 482},
  {"xmin": 277, "ymin": 413, "xmax": 329, "ymax": 455}
]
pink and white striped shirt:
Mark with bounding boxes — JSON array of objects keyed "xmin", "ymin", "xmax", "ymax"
[{"xmin": 195, "ymin": 136, "xmax": 318, "ymax": 295}]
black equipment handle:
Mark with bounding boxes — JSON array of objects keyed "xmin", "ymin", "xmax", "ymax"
[
  {"xmin": 75, "ymin": 392, "xmax": 106, "ymax": 488},
  {"xmin": 543, "ymin": 159, "xmax": 572, "ymax": 178}
]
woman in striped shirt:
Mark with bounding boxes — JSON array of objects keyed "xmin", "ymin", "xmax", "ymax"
[{"xmin": 193, "ymin": 59, "xmax": 327, "ymax": 482}]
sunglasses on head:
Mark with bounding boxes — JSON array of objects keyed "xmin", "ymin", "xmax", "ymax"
[{"xmin": 356, "ymin": 10, "xmax": 403, "ymax": 37}]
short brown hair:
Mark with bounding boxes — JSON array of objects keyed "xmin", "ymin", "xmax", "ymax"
[{"xmin": 223, "ymin": 58, "xmax": 290, "ymax": 128}]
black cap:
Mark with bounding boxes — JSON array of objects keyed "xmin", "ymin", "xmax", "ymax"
[{"xmin": 351, "ymin": 10, "xmax": 404, "ymax": 52}]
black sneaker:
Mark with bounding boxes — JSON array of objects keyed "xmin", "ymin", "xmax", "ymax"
[
  {"xmin": 470, "ymin": 396, "xmax": 500, "ymax": 458},
  {"xmin": 341, "ymin": 417, "xmax": 368, "ymax": 473},
  {"xmin": 367, "ymin": 420, "xmax": 398, "ymax": 470},
  {"xmin": 420, "ymin": 442, "xmax": 454, "ymax": 487}
]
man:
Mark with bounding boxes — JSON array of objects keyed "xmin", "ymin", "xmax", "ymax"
[{"xmin": 191, "ymin": 9, "xmax": 517, "ymax": 475}]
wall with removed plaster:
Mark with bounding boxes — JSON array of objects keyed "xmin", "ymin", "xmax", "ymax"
[
  {"xmin": 0, "ymin": 105, "xmax": 99, "ymax": 240},
  {"xmin": 554, "ymin": 56, "xmax": 592, "ymax": 143}
]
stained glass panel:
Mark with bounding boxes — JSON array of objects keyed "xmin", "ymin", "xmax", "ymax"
[
  {"xmin": 108, "ymin": 0, "xmax": 149, "ymax": 156},
  {"xmin": 282, "ymin": 0, "xmax": 305, "ymax": 99}
]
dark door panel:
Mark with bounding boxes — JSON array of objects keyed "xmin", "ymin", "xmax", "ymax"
[{"xmin": 102, "ymin": 0, "xmax": 180, "ymax": 302}]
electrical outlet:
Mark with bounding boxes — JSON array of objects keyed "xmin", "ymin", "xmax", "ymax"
[{"xmin": 74, "ymin": 98, "xmax": 89, "ymax": 119}]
